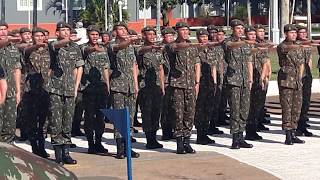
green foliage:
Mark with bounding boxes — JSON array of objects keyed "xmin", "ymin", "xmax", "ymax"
[{"xmin": 233, "ymin": 5, "xmax": 247, "ymax": 20}]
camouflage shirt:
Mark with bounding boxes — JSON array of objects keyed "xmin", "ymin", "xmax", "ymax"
[
  {"xmin": 48, "ymin": 41, "xmax": 84, "ymax": 96},
  {"xmin": 109, "ymin": 40, "xmax": 137, "ymax": 94},
  {"xmin": 213, "ymin": 45, "xmax": 226, "ymax": 85},
  {"xmin": 0, "ymin": 43, "xmax": 22, "ymax": 98},
  {"xmin": 277, "ymin": 40, "xmax": 305, "ymax": 89},
  {"xmin": 297, "ymin": 40, "xmax": 312, "ymax": 78},
  {"xmin": 137, "ymin": 45, "xmax": 165, "ymax": 88},
  {"xmin": 198, "ymin": 46, "xmax": 216, "ymax": 87},
  {"xmin": 223, "ymin": 36, "xmax": 252, "ymax": 87},
  {"xmin": 250, "ymin": 44, "xmax": 268, "ymax": 89},
  {"xmin": 25, "ymin": 46, "xmax": 51, "ymax": 92},
  {"xmin": 159, "ymin": 42, "xmax": 172, "ymax": 85},
  {"xmin": 168, "ymin": 41, "xmax": 201, "ymax": 89}
]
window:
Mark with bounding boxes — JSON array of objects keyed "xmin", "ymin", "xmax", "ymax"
[{"xmin": 17, "ymin": 0, "xmax": 42, "ymax": 11}]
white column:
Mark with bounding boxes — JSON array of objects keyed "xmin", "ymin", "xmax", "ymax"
[
  {"xmin": 105, "ymin": 0, "xmax": 108, "ymax": 30},
  {"xmin": 118, "ymin": 1, "xmax": 123, "ymax": 22},
  {"xmin": 271, "ymin": 0, "xmax": 280, "ymax": 44},
  {"xmin": 307, "ymin": 0, "xmax": 312, "ymax": 39}
]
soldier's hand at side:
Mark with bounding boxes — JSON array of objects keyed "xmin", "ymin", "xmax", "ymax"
[
  {"xmin": 16, "ymin": 93, "xmax": 21, "ymax": 106},
  {"xmin": 194, "ymin": 83, "xmax": 200, "ymax": 99},
  {"xmin": 74, "ymin": 90, "xmax": 78, "ymax": 100}
]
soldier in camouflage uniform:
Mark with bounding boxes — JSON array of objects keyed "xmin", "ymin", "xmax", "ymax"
[
  {"xmin": 194, "ymin": 28, "xmax": 216, "ymax": 145},
  {"xmin": 244, "ymin": 26, "xmax": 269, "ymax": 141},
  {"xmin": 277, "ymin": 24, "xmax": 305, "ymax": 145},
  {"xmin": 22, "ymin": 28, "xmax": 51, "ymax": 158},
  {"xmin": 0, "ymin": 64, "xmax": 7, "ymax": 104},
  {"xmin": 168, "ymin": 22, "xmax": 201, "ymax": 154},
  {"xmin": 223, "ymin": 19, "xmax": 253, "ymax": 149},
  {"xmin": 81, "ymin": 25, "xmax": 110, "ymax": 154},
  {"xmin": 295, "ymin": 25, "xmax": 313, "ymax": 137},
  {"xmin": 136, "ymin": 26, "xmax": 164, "ymax": 149},
  {"xmin": 109, "ymin": 22, "xmax": 140, "ymax": 159},
  {"xmin": 160, "ymin": 27, "xmax": 176, "ymax": 140},
  {"xmin": 48, "ymin": 22, "xmax": 84, "ymax": 164},
  {"xmin": 0, "ymin": 21, "xmax": 22, "ymax": 144}
]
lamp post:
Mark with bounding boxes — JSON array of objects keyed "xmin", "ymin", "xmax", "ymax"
[{"xmin": 118, "ymin": 0, "xmax": 123, "ymax": 22}]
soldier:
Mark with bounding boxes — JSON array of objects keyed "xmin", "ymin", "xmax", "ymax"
[
  {"xmin": 277, "ymin": 24, "xmax": 305, "ymax": 145},
  {"xmin": 81, "ymin": 25, "xmax": 110, "ymax": 154},
  {"xmin": 296, "ymin": 25, "xmax": 313, "ymax": 137},
  {"xmin": 43, "ymin": 29, "xmax": 50, "ymax": 43},
  {"xmin": 160, "ymin": 27, "xmax": 176, "ymax": 140},
  {"xmin": 207, "ymin": 25, "xmax": 225, "ymax": 135},
  {"xmin": 136, "ymin": 26, "xmax": 165, "ymax": 149},
  {"xmin": 23, "ymin": 28, "xmax": 51, "ymax": 158},
  {"xmin": 0, "ymin": 21, "xmax": 22, "ymax": 143},
  {"xmin": 48, "ymin": 22, "xmax": 84, "ymax": 164},
  {"xmin": 194, "ymin": 28, "xmax": 216, "ymax": 145},
  {"xmin": 101, "ymin": 31, "xmax": 112, "ymax": 45},
  {"xmin": 0, "ymin": 64, "xmax": 7, "ymax": 104},
  {"xmin": 168, "ymin": 22, "xmax": 201, "ymax": 154},
  {"xmin": 223, "ymin": 19, "xmax": 253, "ymax": 149},
  {"xmin": 109, "ymin": 22, "xmax": 140, "ymax": 159},
  {"xmin": 244, "ymin": 26, "xmax": 269, "ymax": 140}
]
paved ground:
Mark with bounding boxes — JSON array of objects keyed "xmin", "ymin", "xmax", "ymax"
[{"xmin": 15, "ymin": 94, "xmax": 320, "ymax": 180}]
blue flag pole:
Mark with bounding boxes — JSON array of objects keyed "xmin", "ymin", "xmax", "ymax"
[{"xmin": 125, "ymin": 107, "xmax": 132, "ymax": 180}]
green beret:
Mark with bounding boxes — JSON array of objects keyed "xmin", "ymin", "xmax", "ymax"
[
  {"xmin": 245, "ymin": 26, "xmax": 256, "ymax": 33},
  {"xmin": 86, "ymin": 25, "xmax": 100, "ymax": 34},
  {"xmin": 56, "ymin": 21, "xmax": 71, "ymax": 31},
  {"xmin": 297, "ymin": 25, "xmax": 307, "ymax": 31},
  {"xmin": 128, "ymin": 29, "xmax": 137, "ymax": 35},
  {"xmin": 0, "ymin": 20, "xmax": 8, "ymax": 28},
  {"xmin": 32, "ymin": 28, "xmax": 45, "ymax": 35},
  {"xmin": 207, "ymin": 25, "xmax": 217, "ymax": 33},
  {"xmin": 161, "ymin": 27, "xmax": 175, "ymax": 36},
  {"xmin": 284, "ymin": 24, "xmax": 297, "ymax": 32},
  {"xmin": 175, "ymin": 21, "xmax": 189, "ymax": 30},
  {"xmin": 230, "ymin": 19, "xmax": 244, "ymax": 28},
  {"xmin": 20, "ymin": 27, "xmax": 31, "ymax": 34},
  {"xmin": 254, "ymin": 24, "xmax": 264, "ymax": 30},
  {"xmin": 215, "ymin": 26, "xmax": 225, "ymax": 33},
  {"xmin": 141, "ymin": 26, "xmax": 156, "ymax": 34},
  {"xmin": 70, "ymin": 29, "xmax": 77, "ymax": 34},
  {"xmin": 196, "ymin": 28, "xmax": 209, "ymax": 36},
  {"xmin": 113, "ymin": 21, "xmax": 128, "ymax": 31}
]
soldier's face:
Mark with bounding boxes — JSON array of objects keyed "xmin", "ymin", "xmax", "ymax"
[
  {"xmin": 285, "ymin": 31, "xmax": 297, "ymax": 41},
  {"xmin": 88, "ymin": 31, "xmax": 100, "ymax": 44},
  {"xmin": 177, "ymin": 27, "xmax": 189, "ymax": 40},
  {"xmin": 233, "ymin": 25, "xmax": 244, "ymax": 38},
  {"xmin": 144, "ymin": 31, "xmax": 156, "ymax": 43},
  {"xmin": 256, "ymin": 28, "xmax": 265, "ymax": 40},
  {"xmin": 102, "ymin": 34, "xmax": 110, "ymax": 43},
  {"xmin": 21, "ymin": 32, "xmax": 32, "ymax": 43},
  {"xmin": 209, "ymin": 32, "xmax": 217, "ymax": 41},
  {"xmin": 33, "ymin": 32, "xmax": 45, "ymax": 44},
  {"xmin": 197, "ymin": 35, "xmax": 208, "ymax": 43},
  {"xmin": 298, "ymin": 29, "xmax": 307, "ymax": 40},
  {"xmin": 216, "ymin": 32, "xmax": 225, "ymax": 43},
  {"xmin": 44, "ymin": 32, "xmax": 49, "ymax": 42},
  {"xmin": 116, "ymin": 26, "xmax": 128, "ymax": 39},
  {"xmin": 0, "ymin": 26, "xmax": 8, "ymax": 39},
  {"xmin": 246, "ymin": 31, "xmax": 256, "ymax": 41},
  {"xmin": 56, "ymin": 28, "xmax": 71, "ymax": 40},
  {"xmin": 163, "ymin": 33, "xmax": 174, "ymax": 43}
]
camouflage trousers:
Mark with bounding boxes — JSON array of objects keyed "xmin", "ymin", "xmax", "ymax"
[
  {"xmin": 212, "ymin": 84, "xmax": 228, "ymax": 125},
  {"xmin": 247, "ymin": 86, "xmax": 267, "ymax": 128},
  {"xmin": 49, "ymin": 94, "xmax": 75, "ymax": 145},
  {"xmin": 300, "ymin": 74, "xmax": 312, "ymax": 119},
  {"xmin": 83, "ymin": 92, "xmax": 108, "ymax": 137},
  {"xmin": 0, "ymin": 97, "xmax": 17, "ymax": 143},
  {"xmin": 72, "ymin": 91, "xmax": 84, "ymax": 133},
  {"xmin": 172, "ymin": 88, "xmax": 196, "ymax": 138},
  {"xmin": 279, "ymin": 87, "xmax": 302, "ymax": 130},
  {"xmin": 227, "ymin": 85, "xmax": 250, "ymax": 134},
  {"xmin": 160, "ymin": 85, "xmax": 174, "ymax": 131},
  {"xmin": 110, "ymin": 91, "xmax": 136, "ymax": 139},
  {"xmin": 138, "ymin": 86, "xmax": 162, "ymax": 133},
  {"xmin": 195, "ymin": 85, "xmax": 214, "ymax": 133}
]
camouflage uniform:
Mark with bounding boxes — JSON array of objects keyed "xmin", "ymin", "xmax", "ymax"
[
  {"xmin": 223, "ymin": 36, "xmax": 252, "ymax": 135},
  {"xmin": 81, "ymin": 42, "xmax": 110, "ymax": 149},
  {"xmin": 109, "ymin": 40, "xmax": 137, "ymax": 139},
  {"xmin": 195, "ymin": 46, "xmax": 216, "ymax": 135},
  {"xmin": 0, "ymin": 43, "xmax": 22, "ymax": 143},
  {"xmin": 277, "ymin": 41, "xmax": 304, "ymax": 130},
  {"xmin": 168, "ymin": 41, "xmax": 201, "ymax": 138},
  {"xmin": 48, "ymin": 41, "xmax": 84, "ymax": 145}
]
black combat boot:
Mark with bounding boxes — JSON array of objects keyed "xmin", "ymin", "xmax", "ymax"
[
  {"xmin": 230, "ymin": 133, "xmax": 240, "ymax": 149},
  {"xmin": 196, "ymin": 131, "xmax": 215, "ymax": 145},
  {"xmin": 245, "ymin": 125, "xmax": 262, "ymax": 141},
  {"xmin": 207, "ymin": 124, "xmax": 224, "ymax": 135},
  {"xmin": 184, "ymin": 136, "xmax": 196, "ymax": 154},
  {"xmin": 95, "ymin": 134, "xmax": 108, "ymax": 153},
  {"xmin": 86, "ymin": 133, "xmax": 96, "ymax": 154},
  {"xmin": 62, "ymin": 145, "xmax": 77, "ymax": 164},
  {"xmin": 123, "ymin": 139, "xmax": 140, "ymax": 158},
  {"xmin": 284, "ymin": 130, "xmax": 293, "ymax": 145},
  {"xmin": 53, "ymin": 145, "xmax": 64, "ymax": 165},
  {"xmin": 257, "ymin": 122, "xmax": 269, "ymax": 131},
  {"xmin": 291, "ymin": 130, "xmax": 305, "ymax": 144},
  {"xmin": 38, "ymin": 138, "xmax": 49, "ymax": 158},
  {"xmin": 146, "ymin": 131, "xmax": 163, "ymax": 149},
  {"xmin": 161, "ymin": 129, "xmax": 174, "ymax": 140},
  {"xmin": 116, "ymin": 138, "xmax": 125, "ymax": 159},
  {"xmin": 239, "ymin": 132, "xmax": 253, "ymax": 148},
  {"xmin": 30, "ymin": 139, "xmax": 39, "ymax": 156},
  {"xmin": 176, "ymin": 137, "xmax": 186, "ymax": 154}
]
